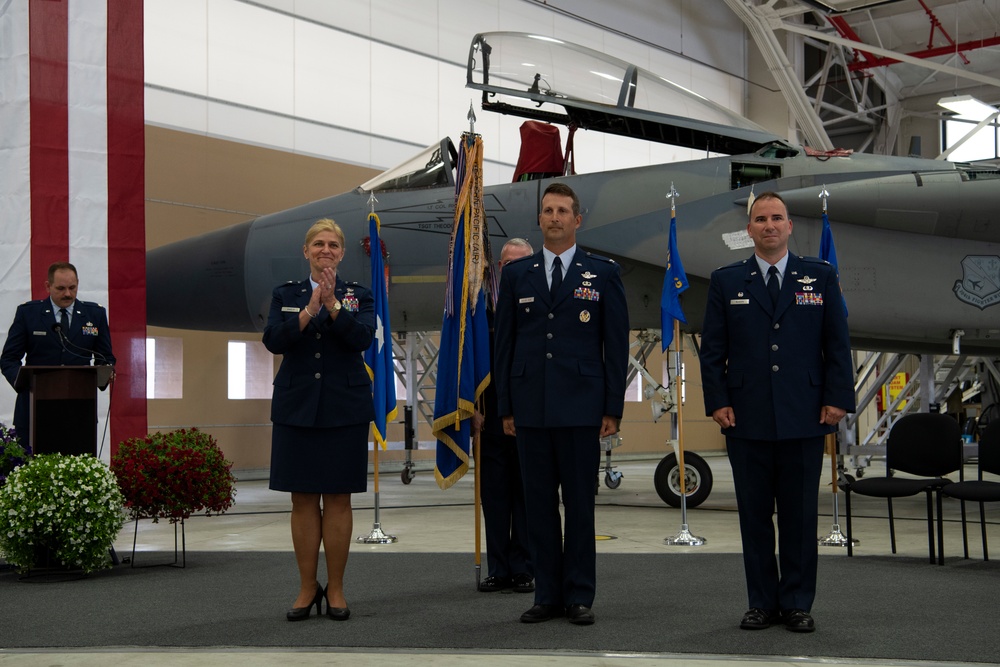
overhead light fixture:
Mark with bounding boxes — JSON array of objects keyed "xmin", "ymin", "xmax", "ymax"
[{"xmin": 937, "ymin": 95, "xmax": 999, "ymax": 121}]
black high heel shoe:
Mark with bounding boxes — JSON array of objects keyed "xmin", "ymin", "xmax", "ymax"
[
  {"xmin": 324, "ymin": 586, "xmax": 351, "ymax": 621},
  {"xmin": 286, "ymin": 584, "xmax": 323, "ymax": 621}
]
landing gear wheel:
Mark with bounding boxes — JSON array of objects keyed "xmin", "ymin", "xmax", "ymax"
[
  {"xmin": 604, "ymin": 470, "xmax": 623, "ymax": 489},
  {"xmin": 654, "ymin": 452, "xmax": 712, "ymax": 508},
  {"xmin": 401, "ymin": 466, "xmax": 415, "ymax": 485}
]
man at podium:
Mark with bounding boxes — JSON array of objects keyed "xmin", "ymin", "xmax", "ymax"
[{"xmin": 1, "ymin": 262, "xmax": 115, "ymax": 452}]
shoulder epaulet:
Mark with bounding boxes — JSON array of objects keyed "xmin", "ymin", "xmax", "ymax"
[
  {"xmin": 800, "ymin": 256, "xmax": 831, "ymax": 266},
  {"xmin": 717, "ymin": 258, "xmax": 748, "ymax": 271},
  {"xmin": 504, "ymin": 254, "xmax": 534, "ymax": 267},
  {"xmin": 346, "ymin": 281, "xmax": 361, "ymax": 286},
  {"xmin": 584, "ymin": 251, "xmax": 615, "ymax": 264},
  {"xmin": 284, "ymin": 280, "xmax": 297, "ymax": 284}
]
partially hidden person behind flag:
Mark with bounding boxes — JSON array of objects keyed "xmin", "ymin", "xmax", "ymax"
[
  {"xmin": 1, "ymin": 261, "xmax": 116, "ymax": 454},
  {"xmin": 474, "ymin": 237, "xmax": 535, "ymax": 594},
  {"xmin": 660, "ymin": 209, "xmax": 688, "ymax": 351},
  {"xmin": 699, "ymin": 191, "xmax": 854, "ymax": 634},
  {"xmin": 364, "ymin": 212, "xmax": 397, "ymax": 449},
  {"xmin": 494, "ymin": 182, "xmax": 630, "ymax": 626},
  {"xmin": 263, "ymin": 218, "xmax": 375, "ymax": 623}
]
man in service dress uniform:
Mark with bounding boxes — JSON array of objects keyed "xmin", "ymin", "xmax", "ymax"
[
  {"xmin": 699, "ymin": 192, "xmax": 854, "ymax": 633},
  {"xmin": 494, "ymin": 182, "xmax": 629, "ymax": 626},
  {"xmin": 1, "ymin": 262, "xmax": 116, "ymax": 452}
]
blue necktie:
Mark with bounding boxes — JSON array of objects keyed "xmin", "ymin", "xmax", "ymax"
[
  {"xmin": 550, "ymin": 256, "xmax": 562, "ymax": 296},
  {"xmin": 59, "ymin": 308, "xmax": 69, "ymax": 328},
  {"xmin": 767, "ymin": 266, "xmax": 780, "ymax": 306}
]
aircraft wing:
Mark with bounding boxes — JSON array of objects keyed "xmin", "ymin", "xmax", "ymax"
[{"xmin": 466, "ymin": 32, "xmax": 782, "ymax": 155}]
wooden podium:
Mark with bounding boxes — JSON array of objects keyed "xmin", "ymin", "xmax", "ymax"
[{"xmin": 13, "ymin": 365, "xmax": 113, "ymax": 456}]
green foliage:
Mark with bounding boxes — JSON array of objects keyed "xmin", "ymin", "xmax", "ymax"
[
  {"xmin": 0, "ymin": 454, "xmax": 125, "ymax": 573},
  {"xmin": 0, "ymin": 423, "xmax": 30, "ymax": 486}
]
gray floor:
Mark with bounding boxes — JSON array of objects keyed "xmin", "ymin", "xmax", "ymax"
[{"xmin": 1, "ymin": 452, "xmax": 993, "ymax": 667}]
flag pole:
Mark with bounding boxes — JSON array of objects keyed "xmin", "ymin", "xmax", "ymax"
[
  {"xmin": 664, "ymin": 321, "xmax": 705, "ymax": 546},
  {"xmin": 359, "ymin": 192, "xmax": 396, "ymax": 545},
  {"xmin": 817, "ymin": 186, "xmax": 855, "ymax": 547},
  {"xmin": 474, "ymin": 420, "xmax": 482, "ymax": 590},
  {"xmin": 663, "ymin": 184, "xmax": 704, "ymax": 547},
  {"xmin": 358, "ymin": 440, "xmax": 397, "ymax": 544},
  {"xmin": 467, "ymin": 101, "xmax": 484, "ymax": 590}
]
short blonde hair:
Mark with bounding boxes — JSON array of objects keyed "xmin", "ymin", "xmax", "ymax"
[{"xmin": 304, "ymin": 218, "xmax": 345, "ymax": 249}]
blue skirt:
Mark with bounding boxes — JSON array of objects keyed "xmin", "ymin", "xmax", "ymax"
[{"xmin": 269, "ymin": 422, "xmax": 370, "ymax": 494}]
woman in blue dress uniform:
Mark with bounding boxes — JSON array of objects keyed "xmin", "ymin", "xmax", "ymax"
[{"xmin": 263, "ymin": 218, "xmax": 375, "ymax": 622}]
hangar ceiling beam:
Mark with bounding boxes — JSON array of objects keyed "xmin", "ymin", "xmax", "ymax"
[{"xmin": 725, "ymin": 0, "xmax": 834, "ymax": 150}]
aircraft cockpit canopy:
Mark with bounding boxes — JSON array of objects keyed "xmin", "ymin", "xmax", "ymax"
[
  {"xmin": 467, "ymin": 32, "xmax": 782, "ymax": 155},
  {"xmin": 359, "ymin": 138, "xmax": 458, "ymax": 193}
]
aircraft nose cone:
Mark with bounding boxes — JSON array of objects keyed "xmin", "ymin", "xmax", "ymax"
[{"xmin": 147, "ymin": 221, "xmax": 256, "ymax": 331}]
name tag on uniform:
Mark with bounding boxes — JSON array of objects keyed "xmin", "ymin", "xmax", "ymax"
[
  {"xmin": 519, "ymin": 297, "xmax": 534, "ymax": 304},
  {"xmin": 33, "ymin": 331, "xmax": 47, "ymax": 336},
  {"xmin": 730, "ymin": 298, "xmax": 750, "ymax": 305},
  {"xmin": 281, "ymin": 306, "xmax": 301, "ymax": 312}
]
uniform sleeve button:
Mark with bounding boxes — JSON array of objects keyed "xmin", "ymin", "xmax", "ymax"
[{"xmin": 315, "ymin": 372, "xmax": 322, "ymax": 379}]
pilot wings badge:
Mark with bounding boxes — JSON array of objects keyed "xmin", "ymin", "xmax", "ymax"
[
  {"xmin": 953, "ymin": 255, "xmax": 1000, "ymax": 310},
  {"xmin": 797, "ymin": 276, "xmax": 817, "ymax": 285}
]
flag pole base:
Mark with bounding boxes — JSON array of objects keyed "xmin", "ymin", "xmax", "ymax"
[
  {"xmin": 357, "ymin": 523, "xmax": 397, "ymax": 544},
  {"xmin": 664, "ymin": 524, "xmax": 706, "ymax": 546},
  {"xmin": 818, "ymin": 524, "xmax": 857, "ymax": 547}
]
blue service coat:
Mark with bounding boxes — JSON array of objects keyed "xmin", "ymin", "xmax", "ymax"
[
  {"xmin": 699, "ymin": 253, "xmax": 855, "ymax": 440},
  {"xmin": 1, "ymin": 299, "xmax": 116, "ymax": 436},
  {"xmin": 262, "ymin": 277, "xmax": 375, "ymax": 428},
  {"xmin": 494, "ymin": 248, "xmax": 629, "ymax": 428}
]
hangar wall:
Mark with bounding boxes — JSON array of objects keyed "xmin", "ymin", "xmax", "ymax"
[{"xmin": 143, "ymin": 0, "xmax": 756, "ymax": 474}]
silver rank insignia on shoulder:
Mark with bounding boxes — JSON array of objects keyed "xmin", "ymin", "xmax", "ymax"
[{"xmin": 579, "ymin": 310, "xmax": 591, "ymax": 323}]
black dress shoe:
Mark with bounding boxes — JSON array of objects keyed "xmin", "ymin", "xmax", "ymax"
[
  {"xmin": 565, "ymin": 604, "xmax": 595, "ymax": 625},
  {"xmin": 479, "ymin": 575, "xmax": 510, "ymax": 592},
  {"xmin": 782, "ymin": 609, "xmax": 815, "ymax": 633},
  {"xmin": 286, "ymin": 584, "xmax": 323, "ymax": 622},
  {"xmin": 519, "ymin": 604, "xmax": 563, "ymax": 623},
  {"xmin": 511, "ymin": 573, "xmax": 535, "ymax": 593},
  {"xmin": 739, "ymin": 607, "xmax": 779, "ymax": 630}
]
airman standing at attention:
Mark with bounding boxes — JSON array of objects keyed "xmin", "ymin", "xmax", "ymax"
[
  {"xmin": 494, "ymin": 182, "xmax": 629, "ymax": 626},
  {"xmin": 699, "ymin": 191, "xmax": 854, "ymax": 633}
]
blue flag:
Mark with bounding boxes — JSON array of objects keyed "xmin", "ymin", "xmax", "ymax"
[
  {"xmin": 432, "ymin": 134, "xmax": 491, "ymax": 489},
  {"xmin": 364, "ymin": 212, "xmax": 398, "ymax": 449},
  {"xmin": 660, "ymin": 213, "xmax": 688, "ymax": 351},
  {"xmin": 820, "ymin": 211, "xmax": 849, "ymax": 318}
]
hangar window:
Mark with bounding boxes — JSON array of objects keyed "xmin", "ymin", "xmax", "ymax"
[
  {"xmin": 228, "ymin": 340, "xmax": 274, "ymax": 400},
  {"xmin": 942, "ymin": 117, "xmax": 999, "ymax": 162},
  {"xmin": 146, "ymin": 337, "xmax": 183, "ymax": 399}
]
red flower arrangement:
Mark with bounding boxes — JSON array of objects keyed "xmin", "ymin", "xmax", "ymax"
[{"xmin": 111, "ymin": 428, "xmax": 236, "ymax": 523}]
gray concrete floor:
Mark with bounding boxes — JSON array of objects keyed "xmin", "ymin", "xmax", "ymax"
[{"xmin": 2, "ymin": 453, "xmax": 993, "ymax": 667}]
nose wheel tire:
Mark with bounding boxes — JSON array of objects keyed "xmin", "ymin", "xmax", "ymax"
[{"xmin": 653, "ymin": 452, "xmax": 712, "ymax": 508}]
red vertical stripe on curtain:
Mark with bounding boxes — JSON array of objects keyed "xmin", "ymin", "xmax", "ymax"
[
  {"xmin": 106, "ymin": 0, "xmax": 147, "ymax": 452},
  {"xmin": 28, "ymin": 0, "xmax": 70, "ymax": 295}
]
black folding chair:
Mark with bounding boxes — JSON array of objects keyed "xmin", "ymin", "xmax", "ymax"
[
  {"xmin": 943, "ymin": 421, "xmax": 1000, "ymax": 560},
  {"xmin": 842, "ymin": 413, "xmax": 963, "ymax": 565}
]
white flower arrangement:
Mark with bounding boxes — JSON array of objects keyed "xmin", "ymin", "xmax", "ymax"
[{"xmin": 0, "ymin": 454, "xmax": 125, "ymax": 573}]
